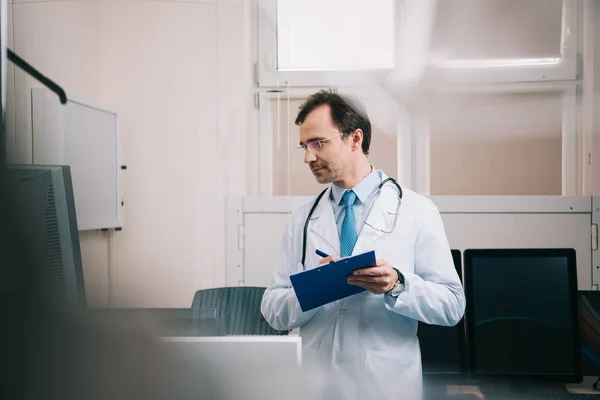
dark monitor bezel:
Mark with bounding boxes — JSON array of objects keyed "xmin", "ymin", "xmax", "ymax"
[
  {"xmin": 464, "ymin": 248, "xmax": 581, "ymax": 382},
  {"xmin": 420, "ymin": 249, "xmax": 468, "ymax": 378},
  {"xmin": 60, "ymin": 166, "xmax": 86, "ymax": 306},
  {"xmin": 452, "ymin": 249, "xmax": 468, "ymax": 377},
  {"xmin": 577, "ymin": 290, "xmax": 600, "ymax": 377}
]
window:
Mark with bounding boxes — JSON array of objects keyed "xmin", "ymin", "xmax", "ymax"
[
  {"xmin": 276, "ymin": 0, "xmax": 394, "ymax": 71},
  {"xmin": 426, "ymin": 0, "xmax": 579, "ymax": 83},
  {"xmin": 431, "ymin": 0, "xmax": 563, "ymax": 60},
  {"xmin": 258, "ymin": 0, "xmax": 578, "ymax": 87},
  {"xmin": 258, "ymin": 0, "xmax": 400, "ymax": 87}
]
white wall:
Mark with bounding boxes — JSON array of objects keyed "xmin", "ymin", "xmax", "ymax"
[
  {"xmin": 7, "ymin": 0, "xmax": 256, "ymax": 307},
  {"xmin": 583, "ymin": 0, "xmax": 600, "ymax": 195}
]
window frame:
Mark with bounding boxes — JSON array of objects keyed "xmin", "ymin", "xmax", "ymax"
[{"xmin": 257, "ymin": 0, "xmax": 580, "ymax": 88}]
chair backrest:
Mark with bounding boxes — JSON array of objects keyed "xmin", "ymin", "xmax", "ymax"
[{"xmin": 191, "ymin": 287, "xmax": 288, "ymax": 336}]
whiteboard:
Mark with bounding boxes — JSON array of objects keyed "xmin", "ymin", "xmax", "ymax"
[
  {"xmin": 228, "ymin": 196, "xmax": 598, "ymax": 290},
  {"xmin": 31, "ymin": 88, "xmax": 123, "ymax": 231}
]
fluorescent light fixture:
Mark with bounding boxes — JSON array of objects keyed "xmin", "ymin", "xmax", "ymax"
[
  {"xmin": 277, "ymin": 66, "xmax": 392, "ymax": 72},
  {"xmin": 435, "ymin": 57, "xmax": 561, "ymax": 69}
]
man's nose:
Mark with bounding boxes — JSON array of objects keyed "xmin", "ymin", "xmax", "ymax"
[{"xmin": 304, "ymin": 149, "xmax": 317, "ymax": 164}]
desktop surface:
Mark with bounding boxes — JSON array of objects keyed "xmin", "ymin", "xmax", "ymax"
[
  {"xmin": 160, "ymin": 336, "xmax": 302, "ymax": 368},
  {"xmin": 442, "ymin": 393, "xmax": 600, "ymax": 400},
  {"xmin": 87, "ymin": 308, "xmax": 223, "ymax": 337}
]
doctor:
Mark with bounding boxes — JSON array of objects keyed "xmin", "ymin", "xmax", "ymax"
[{"xmin": 261, "ymin": 90, "xmax": 465, "ymax": 400}]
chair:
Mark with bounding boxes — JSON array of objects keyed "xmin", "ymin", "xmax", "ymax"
[{"xmin": 191, "ymin": 287, "xmax": 288, "ymax": 336}]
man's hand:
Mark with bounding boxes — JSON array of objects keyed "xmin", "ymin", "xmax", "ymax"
[
  {"xmin": 346, "ymin": 259, "xmax": 398, "ymax": 294},
  {"xmin": 318, "ymin": 255, "xmax": 340, "ymax": 265}
]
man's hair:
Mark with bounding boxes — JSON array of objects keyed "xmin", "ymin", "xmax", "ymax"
[{"xmin": 295, "ymin": 89, "xmax": 371, "ymax": 155}]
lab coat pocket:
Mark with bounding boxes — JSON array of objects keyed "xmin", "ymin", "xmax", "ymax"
[
  {"xmin": 364, "ymin": 349, "xmax": 412, "ymax": 372},
  {"xmin": 364, "ymin": 350, "xmax": 420, "ymax": 399}
]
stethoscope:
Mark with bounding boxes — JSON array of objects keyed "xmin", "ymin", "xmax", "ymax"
[{"xmin": 300, "ymin": 177, "xmax": 403, "ymax": 269}]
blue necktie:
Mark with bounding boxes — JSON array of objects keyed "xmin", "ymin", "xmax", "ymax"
[{"xmin": 340, "ymin": 190, "xmax": 358, "ymax": 257}]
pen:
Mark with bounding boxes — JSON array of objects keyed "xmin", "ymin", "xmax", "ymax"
[{"xmin": 315, "ymin": 249, "xmax": 329, "ymax": 258}]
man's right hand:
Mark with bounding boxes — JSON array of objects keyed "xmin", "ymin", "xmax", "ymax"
[{"xmin": 319, "ymin": 255, "xmax": 340, "ymax": 265}]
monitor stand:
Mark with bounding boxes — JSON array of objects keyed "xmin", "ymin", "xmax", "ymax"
[{"xmin": 477, "ymin": 378, "xmax": 569, "ymax": 398}]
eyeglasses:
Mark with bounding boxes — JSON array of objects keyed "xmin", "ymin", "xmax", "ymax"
[{"xmin": 297, "ymin": 133, "xmax": 342, "ymax": 153}]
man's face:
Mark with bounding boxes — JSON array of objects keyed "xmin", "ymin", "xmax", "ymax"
[{"xmin": 298, "ymin": 105, "xmax": 351, "ymax": 184}]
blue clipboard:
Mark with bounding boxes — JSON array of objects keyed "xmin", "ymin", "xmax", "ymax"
[{"xmin": 290, "ymin": 250, "xmax": 376, "ymax": 312}]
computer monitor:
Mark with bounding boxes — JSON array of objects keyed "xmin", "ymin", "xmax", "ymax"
[
  {"xmin": 464, "ymin": 248, "xmax": 581, "ymax": 382},
  {"xmin": 578, "ymin": 291, "xmax": 600, "ymax": 377},
  {"xmin": 6, "ymin": 165, "xmax": 86, "ymax": 306},
  {"xmin": 419, "ymin": 249, "xmax": 467, "ymax": 377}
]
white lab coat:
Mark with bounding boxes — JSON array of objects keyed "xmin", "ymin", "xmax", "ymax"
[{"xmin": 261, "ymin": 171, "xmax": 465, "ymax": 400}]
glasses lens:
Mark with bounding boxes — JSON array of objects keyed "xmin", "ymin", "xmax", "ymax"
[{"xmin": 308, "ymin": 141, "xmax": 321, "ymax": 151}]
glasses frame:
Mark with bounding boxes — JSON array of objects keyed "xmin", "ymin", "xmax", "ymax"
[{"xmin": 297, "ymin": 133, "xmax": 343, "ymax": 153}]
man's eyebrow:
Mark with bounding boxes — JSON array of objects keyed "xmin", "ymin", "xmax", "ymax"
[{"xmin": 299, "ymin": 137, "xmax": 326, "ymax": 146}]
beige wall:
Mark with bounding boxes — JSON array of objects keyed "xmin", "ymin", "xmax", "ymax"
[
  {"xmin": 430, "ymin": 138, "xmax": 562, "ymax": 195},
  {"xmin": 7, "ymin": 0, "xmax": 255, "ymax": 307},
  {"xmin": 425, "ymin": 91, "xmax": 564, "ymax": 195}
]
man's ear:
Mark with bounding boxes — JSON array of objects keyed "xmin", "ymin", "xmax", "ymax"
[{"xmin": 351, "ymin": 129, "xmax": 363, "ymax": 151}]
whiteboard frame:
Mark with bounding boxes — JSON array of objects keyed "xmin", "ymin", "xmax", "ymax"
[{"xmin": 31, "ymin": 88, "xmax": 124, "ymax": 231}]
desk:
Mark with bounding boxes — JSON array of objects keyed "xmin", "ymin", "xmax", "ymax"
[
  {"xmin": 440, "ymin": 381, "xmax": 600, "ymax": 399},
  {"xmin": 159, "ymin": 336, "xmax": 302, "ymax": 368},
  {"xmin": 158, "ymin": 336, "xmax": 331, "ymax": 400}
]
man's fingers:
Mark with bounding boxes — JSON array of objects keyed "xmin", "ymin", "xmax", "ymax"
[
  {"xmin": 376, "ymin": 259, "xmax": 389, "ymax": 267},
  {"xmin": 347, "ymin": 281, "xmax": 386, "ymax": 294},
  {"xmin": 347, "ymin": 275, "xmax": 389, "ymax": 285},
  {"xmin": 352, "ymin": 266, "xmax": 388, "ymax": 276},
  {"xmin": 318, "ymin": 255, "xmax": 340, "ymax": 265}
]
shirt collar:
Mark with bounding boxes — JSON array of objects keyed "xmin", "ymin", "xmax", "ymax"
[{"xmin": 330, "ymin": 166, "xmax": 381, "ymax": 206}]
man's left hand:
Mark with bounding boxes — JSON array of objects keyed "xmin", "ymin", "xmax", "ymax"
[{"xmin": 347, "ymin": 259, "xmax": 398, "ymax": 294}]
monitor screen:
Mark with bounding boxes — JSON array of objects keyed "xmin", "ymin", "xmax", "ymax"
[
  {"xmin": 464, "ymin": 249, "xmax": 580, "ymax": 381},
  {"xmin": 419, "ymin": 249, "xmax": 466, "ymax": 376},
  {"xmin": 578, "ymin": 291, "xmax": 600, "ymax": 376},
  {"xmin": 7, "ymin": 165, "xmax": 86, "ymax": 307}
]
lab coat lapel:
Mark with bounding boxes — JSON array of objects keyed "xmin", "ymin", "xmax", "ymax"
[
  {"xmin": 308, "ymin": 187, "xmax": 340, "ymax": 255},
  {"xmin": 352, "ymin": 175, "xmax": 398, "ymax": 255}
]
